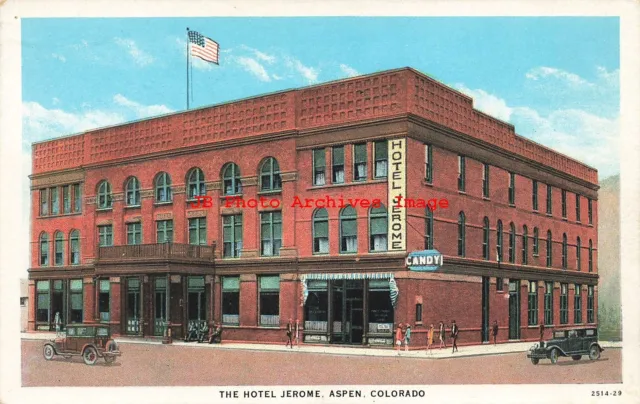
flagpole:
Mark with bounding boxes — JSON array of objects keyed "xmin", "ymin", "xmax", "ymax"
[{"xmin": 186, "ymin": 27, "xmax": 190, "ymax": 110}]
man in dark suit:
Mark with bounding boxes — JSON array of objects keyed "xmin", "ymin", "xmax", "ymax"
[{"xmin": 451, "ymin": 320, "xmax": 459, "ymax": 353}]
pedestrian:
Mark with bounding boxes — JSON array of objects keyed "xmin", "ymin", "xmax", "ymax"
[
  {"xmin": 54, "ymin": 312, "xmax": 62, "ymax": 335},
  {"xmin": 492, "ymin": 320, "xmax": 499, "ymax": 345},
  {"xmin": 438, "ymin": 321, "xmax": 446, "ymax": 349},
  {"xmin": 294, "ymin": 319, "xmax": 300, "ymax": 347},
  {"xmin": 539, "ymin": 323, "xmax": 545, "ymax": 342},
  {"xmin": 451, "ymin": 320, "xmax": 459, "ymax": 353},
  {"xmin": 395, "ymin": 323, "xmax": 404, "ymax": 354},
  {"xmin": 404, "ymin": 324, "xmax": 412, "ymax": 352},
  {"xmin": 427, "ymin": 324, "xmax": 434, "ymax": 354},
  {"xmin": 285, "ymin": 317, "xmax": 293, "ymax": 348}
]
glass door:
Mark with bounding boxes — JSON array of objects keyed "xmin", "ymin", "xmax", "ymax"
[
  {"xmin": 481, "ymin": 277, "xmax": 490, "ymax": 342},
  {"xmin": 508, "ymin": 279, "xmax": 521, "ymax": 340},
  {"xmin": 154, "ymin": 278, "xmax": 167, "ymax": 336}
]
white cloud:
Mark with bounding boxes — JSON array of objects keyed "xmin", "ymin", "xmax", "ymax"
[
  {"xmin": 525, "ymin": 66, "xmax": 592, "ymax": 87},
  {"xmin": 234, "ymin": 56, "xmax": 271, "ymax": 82},
  {"xmin": 114, "ymin": 37, "xmax": 154, "ymax": 67},
  {"xmin": 285, "ymin": 56, "xmax": 319, "ymax": 84},
  {"xmin": 239, "ymin": 45, "xmax": 276, "ymax": 64},
  {"xmin": 340, "ymin": 64, "xmax": 359, "ymax": 78},
  {"xmin": 113, "ymin": 94, "xmax": 174, "ymax": 118},
  {"xmin": 51, "ymin": 53, "xmax": 66, "ymax": 63},
  {"xmin": 454, "ymin": 84, "xmax": 513, "ymax": 122}
]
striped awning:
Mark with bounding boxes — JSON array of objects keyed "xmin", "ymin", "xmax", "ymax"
[{"xmin": 300, "ymin": 272, "xmax": 399, "ymax": 308}]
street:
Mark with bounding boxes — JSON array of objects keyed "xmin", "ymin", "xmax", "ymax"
[{"xmin": 21, "ymin": 340, "xmax": 622, "ymax": 386}]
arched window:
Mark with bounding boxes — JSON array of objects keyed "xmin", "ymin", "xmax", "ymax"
[
  {"xmin": 155, "ymin": 172, "xmax": 172, "ymax": 202},
  {"xmin": 496, "ymin": 220, "xmax": 503, "ymax": 262},
  {"xmin": 259, "ymin": 157, "xmax": 281, "ymax": 192},
  {"xmin": 508, "ymin": 222, "xmax": 516, "ymax": 263},
  {"xmin": 482, "ymin": 217, "xmax": 490, "ymax": 260},
  {"xmin": 187, "ymin": 168, "xmax": 206, "ymax": 199},
  {"xmin": 339, "ymin": 206, "xmax": 357, "ymax": 253},
  {"xmin": 369, "ymin": 204, "xmax": 388, "ymax": 252},
  {"xmin": 70, "ymin": 230, "xmax": 80, "ymax": 265},
  {"xmin": 222, "ymin": 163, "xmax": 242, "ymax": 196},
  {"xmin": 125, "ymin": 176, "xmax": 141, "ymax": 206},
  {"xmin": 562, "ymin": 233, "xmax": 568, "ymax": 269},
  {"xmin": 533, "ymin": 227, "xmax": 539, "ymax": 255},
  {"xmin": 425, "ymin": 207, "xmax": 434, "ymax": 250},
  {"xmin": 312, "ymin": 208, "xmax": 329, "ymax": 254},
  {"xmin": 97, "ymin": 180, "xmax": 112, "ymax": 209},
  {"xmin": 54, "ymin": 231, "xmax": 64, "ymax": 266},
  {"xmin": 39, "ymin": 233, "xmax": 49, "ymax": 266},
  {"xmin": 576, "ymin": 237, "xmax": 582, "ymax": 271},
  {"xmin": 457, "ymin": 212, "xmax": 466, "ymax": 257},
  {"xmin": 588, "ymin": 240, "xmax": 593, "ymax": 272},
  {"xmin": 522, "ymin": 225, "xmax": 528, "ymax": 265},
  {"xmin": 546, "ymin": 230, "xmax": 553, "ymax": 267}
]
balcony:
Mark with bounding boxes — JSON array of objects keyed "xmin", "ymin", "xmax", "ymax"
[{"xmin": 96, "ymin": 243, "xmax": 214, "ymax": 264}]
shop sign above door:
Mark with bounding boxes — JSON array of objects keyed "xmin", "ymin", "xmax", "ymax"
[{"xmin": 406, "ymin": 250, "xmax": 444, "ymax": 271}]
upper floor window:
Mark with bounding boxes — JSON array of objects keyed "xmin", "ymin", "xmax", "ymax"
[
  {"xmin": 522, "ymin": 225, "xmax": 528, "ymax": 265},
  {"xmin": 156, "ymin": 220, "xmax": 173, "ymax": 243},
  {"xmin": 63, "ymin": 185, "xmax": 71, "ymax": 214},
  {"xmin": 482, "ymin": 164, "xmax": 489, "ymax": 198},
  {"xmin": 222, "ymin": 215, "xmax": 242, "ymax": 257},
  {"xmin": 562, "ymin": 233, "xmax": 568, "ymax": 269},
  {"xmin": 588, "ymin": 199, "xmax": 593, "ymax": 224},
  {"xmin": 496, "ymin": 220, "xmax": 503, "ymax": 262},
  {"xmin": 189, "ymin": 217, "xmax": 207, "ymax": 246},
  {"xmin": 313, "ymin": 208, "xmax": 329, "ymax": 254},
  {"xmin": 532, "ymin": 180, "xmax": 538, "ymax": 211},
  {"xmin": 40, "ymin": 189, "xmax": 49, "ymax": 216},
  {"xmin": 533, "ymin": 227, "xmax": 539, "ymax": 255},
  {"xmin": 69, "ymin": 230, "xmax": 80, "ymax": 265},
  {"xmin": 457, "ymin": 212, "xmax": 466, "ymax": 257},
  {"xmin": 588, "ymin": 239, "xmax": 593, "ymax": 272},
  {"xmin": 260, "ymin": 157, "xmax": 282, "ymax": 192},
  {"xmin": 187, "ymin": 168, "xmax": 206, "ymax": 199},
  {"xmin": 369, "ymin": 205, "xmax": 388, "ymax": 252},
  {"xmin": 353, "ymin": 144, "xmax": 367, "ymax": 181},
  {"xmin": 222, "ymin": 163, "xmax": 241, "ymax": 196},
  {"xmin": 425, "ymin": 144, "xmax": 433, "ymax": 183},
  {"xmin": 313, "ymin": 148, "xmax": 326, "ymax": 186},
  {"xmin": 374, "ymin": 140, "xmax": 388, "ymax": 178},
  {"xmin": 425, "ymin": 207, "xmax": 434, "ymax": 250},
  {"xmin": 546, "ymin": 230, "xmax": 552, "ymax": 267},
  {"xmin": 155, "ymin": 172, "xmax": 172, "ymax": 203},
  {"xmin": 51, "ymin": 187, "xmax": 60, "ymax": 215},
  {"xmin": 260, "ymin": 211, "xmax": 282, "ymax": 256},
  {"xmin": 576, "ymin": 237, "xmax": 582, "ymax": 271},
  {"xmin": 97, "ymin": 181, "xmax": 112, "ymax": 209},
  {"xmin": 125, "ymin": 177, "xmax": 141, "ymax": 206},
  {"xmin": 54, "ymin": 231, "xmax": 64, "ymax": 266},
  {"xmin": 39, "ymin": 232, "xmax": 49, "ymax": 266},
  {"xmin": 127, "ymin": 223, "xmax": 142, "ymax": 245},
  {"xmin": 98, "ymin": 225, "xmax": 113, "ymax": 247},
  {"xmin": 482, "ymin": 217, "xmax": 490, "ymax": 260},
  {"xmin": 457, "ymin": 155, "xmax": 466, "ymax": 192},
  {"xmin": 73, "ymin": 184, "xmax": 82, "ymax": 212},
  {"xmin": 508, "ymin": 222, "xmax": 516, "ymax": 263},
  {"xmin": 561, "ymin": 189, "xmax": 567, "ymax": 218},
  {"xmin": 508, "ymin": 172, "xmax": 515, "ymax": 205},
  {"xmin": 339, "ymin": 206, "xmax": 357, "ymax": 253},
  {"xmin": 546, "ymin": 184, "xmax": 552, "ymax": 215},
  {"xmin": 332, "ymin": 146, "xmax": 345, "ymax": 184},
  {"xmin": 575, "ymin": 194, "xmax": 581, "ymax": 222}
]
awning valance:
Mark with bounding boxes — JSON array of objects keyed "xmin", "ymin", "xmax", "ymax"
[{"xmin": 300, "ymin": 272, "xmax": 399, "ymax": 308}]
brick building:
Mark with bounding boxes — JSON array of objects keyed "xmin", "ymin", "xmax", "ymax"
[{"xmin": 28, "ymin": 67, "xmax": 599, "ymax": 347}]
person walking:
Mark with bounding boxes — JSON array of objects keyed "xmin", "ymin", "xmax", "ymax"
[
  {"xmin": 438, "ymin": 321, "xmax": 447, "ymax": 349},
  {"xmin": 285, "ymin": 317, "xmax": 293, "ymax": 348},
  {"xmin": 395, "ymin": 323, "xmax": 404, "ymax": 354},
  {"xmin": 539, "ymin": 323, "xmax": 545, "ymax": 342},
  {"xmin": 427, "ymin": 324, "xmax": 434, "ymax": 354},
  {"xmin": 492, "ymin": 320, "xmax": 499, "ymax": 345},
  {"xmin": 404, "ymin": 324, "xmax": 412, "ymax": 352},
  {"xmin": 451, "ymin": 320, "xmax": 459, "ymax": 353}
]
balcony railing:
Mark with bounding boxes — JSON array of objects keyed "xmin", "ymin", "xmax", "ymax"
[{"xmin": 97, "ymin": 243, "xmax": 214, "ymax": 262}]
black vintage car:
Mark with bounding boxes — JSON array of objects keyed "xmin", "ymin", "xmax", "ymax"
[
  {"xmin": 527, "ymin": 327, "xmax": 604, "ymax": 364},
  {"xmin": 43, "ymin": 324, "xmax": 121, "ymax": 365}
]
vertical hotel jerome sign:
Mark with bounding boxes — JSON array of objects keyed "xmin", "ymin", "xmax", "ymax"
[{"xmin": 388, "ymin": 138, "xmax": 406, "ymax": 251}]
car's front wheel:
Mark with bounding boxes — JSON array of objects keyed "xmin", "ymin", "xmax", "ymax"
[
  {"xmin": 530, "ymin": 357, "xmax": 539, "ymax": 365},
  {"xmin": 43, "ymin": 344, "xmax": 55, "ymax": 360},
  {"xmin": 83, "ymin": 347, "xmax": 98, "ymax": 366},
  {"xmin": 549, "ymin": 348, "xmax": 559, "ymax": 364},
  {"xmin": 572, "ymin": 355, "xmax": 582, "ymax": 361},
  {"xmin": 589, "ymin": 345, "xmax": 601, "ymax": 360}
]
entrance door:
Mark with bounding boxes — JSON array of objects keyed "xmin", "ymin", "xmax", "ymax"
[
  {"xmin": 154, "ymin": 278, "xmax": 167, "ymax": 336},
  {"xmin": 126, "ymin": 278, "xmax": 141, "ymax": 335},
  {"xmin": 508, "ymin": 279, "xmax": 521, "ymax": 340},
  {"xmin": 347, "ymin": 300, "xmax": 364, "ymax": 344},
  {"xmin": 51, "ymin": 280, "xmax": 65, "ymax": 331},
  {"xmin": 481, "ymin": 277, "xmax": 490, "ymax": 342},
  {"xmin": 330, "ymin": 280, "xmax": 364, "ymax": 345}
]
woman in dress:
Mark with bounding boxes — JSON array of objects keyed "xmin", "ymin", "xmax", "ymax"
[
  {"xmin": 438, "ymin": 321, "xmax": 447, "ymax": 349},
  {"xmin": 427, "ymin": 324, "xmax": 434, "ymax": 354},
  {"xmin": 395, "ymin": 323, "xmax": 404, "ymax": 353},
  {"xmin": 404, "ymin": 324, "xmax": 412, "ymax": 352}
]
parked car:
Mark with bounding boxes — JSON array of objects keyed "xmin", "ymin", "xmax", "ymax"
[
  {"xmin": 43, "ymin": 324, "xmax": 121, "ymax": 365},
  {"xmin": 527, "ymin": 327, "xmax": 604, "ymax": 365}
]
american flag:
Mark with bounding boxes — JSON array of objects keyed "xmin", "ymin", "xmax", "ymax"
[{"xmin": 188, "ymin": 30, "xmax": 219, "ymax": 64}]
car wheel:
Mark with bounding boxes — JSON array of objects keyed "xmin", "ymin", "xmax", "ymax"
[
  {"xmin": 530, "ymin": 357, "xmax": 539, "ymax": 365},
  {"xmin": 572, "ymin": 355, "xmax": 581, "ymax": 361},
  {"xmin": 105, "ymin": 339, "xmax": 118, "ymax": 353},
  {"xmin": 82, "ymin": 347, "xmax": 98, "ymax": 366},
  {"xmin": 104, "ymin": 356, "xmax": 116, "ymax": 364},
  {"xmin": 43, "ymin": 344, "xmax": 55, "ymax": 360},
  {"xmin": 549, "ymin": 348, "xmax": 559, "ymax": 364},
  {"xmin": 589, "ymin": 345, "xmax": 601, "ymax": 360}
]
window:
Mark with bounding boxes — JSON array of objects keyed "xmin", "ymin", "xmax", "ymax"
[
  {"xmin": 415, "ymin": 303, "xmax": 423, "ymax": 322},
  {"xmin": 546, "ymin": 184, "xmax": 552, "ymax": 214},
  {"xmin": 353, "ymin": 143, "xmax": 367, "ymax": 181},
  {"xmin": 533, "ymin": 227, "xmax": 539, "ymax": 255},
  {"xmin": 522, "ymin": 226, "xmax": 528, "ymax": 265},
  {"xmin": 546, "ymin": 231, "xmax": 552, "ymax": 267},
  {"xmin": 188, "ymin": 217, "xmax": 207, "ymax": 246},
  {"xmin": 560, "ymin": 283, "xmax": 568, "ymax": 324},
  {"xmin": 98, "ymin": 225, "xmax": 113, "ymax": 247},
  {"xmin": 20, "ymin": 297, "xmax": 27, "ymax": 307},
  {"xmin": 98, "ymin": 279, "xmax": 110, "ymax": 322},
  {"xmin": 574, "ymin": 284, "xmax": 582, "ymax": 323},
  {"xmin": 313, "ymin": 208, "xmax": 329, "ymax": 254},
  {"xmin": 126, "ymin": 278, "xmax": 141, "ymax": 333},
  {"xmin": 51, "ymin": 187, "xmax": 59, "ymax": 215},
  {"xmin": 496, "ymin": 220, "xmax": 503, "ymax": 262},
  {"xmin": 340, "ymin": 206, "xmax": 358, "ymax": 253},
  {"xmin": 425, "ymin": 144, "xmax": 433, "ymax": 183},
  {"xmin": 70, "ymin": 230, "xmax": 80, "ymax": 265},
  {"xmin": 374, "ymin": 140, "xmax": 388, "ymax": 178},
  {"xmin": 425, "ymin": 208, "xmax": 434, "ymax": 250},
  {"xmin": 588, "ymin": 199, "xmax": 593, "ymax": 224},
  {"xmin": 54, "ymin": 231, "xmax": 64, "ymax": 266},
  {"xmin": 482, "ymin": 164, "xmax": 489, "ymax": 197},
  {"xmin": 222, "ymin": 163, "xmax": 241, "ymax": 196},
  {"xmin": 457, "ymin": 155, "xmax": 466, "ymax": 192},
  {"xmin": 260, "ymin": 157, "xmax": 282, "ymax": 191},
  {"xmin": 369, "ymin": 205, "xmax": 388, "ymax": 252},
  {"xmin": 562, "ymin": 233, "xmax": 568, "ymax": 269},
  {"xmin": 221, "ymin": 277, "xmax": 240, "ymax": 325},
  {"xmin": 313, "ymin": 148, "xmax": 326, "ymax": 185},
  {"xmin": 187, "ymin": 277, "xmax": 206, "ymax": 326},
  {"xmin": 332, "ymin": 146, "xmax": 345, "ymax": 184},
  {"xmin": 576, "ymin": 237, "xmax": 582, "ymax": 271},
  {"xmin": 532, "ymin": 180, "xmax": 538, "ymax": 211},
  {"xmin": 457, "ymin": 212, "xmax": 466, "ymax": 257},
  {"xmin": 155, "ymin": 172, "xmax": 172, "ymax": 202},
  {"xmin": 575, "ymin": 194, "xmax": 581, "ymax": 222},
  {"xmin": 36, "ymin": 281, "xmax": 50, "ymax": 322},
  {"xmin": 496, "ymin": 277, "xmax": 503, "ymax": 292},
  {"xmin": 508, "ymin": 172, "xmax": 515, "ymax": 205},
  {"xmin": 39, "ymin": 233, "xmax": 49, "ymax": 266},
  {"xmin": 187, "ymin": 168, "xmax": 206, "ymax": 199},
  {"xmin": 588, "ymin": 240, "xmax": 593, "ymax": 272},
  {"xmin": 40, "ymin": 189, "xmax": 49, "ymax": 216},
  {"xmin": 482, "ymin": 217, "xmax": 490, "ymax": 260},
  {"xmin": 69, "ymin": 279, "xmax": 83, "ymax": 323},
  {"xmin": 260, "ymin": 211, "xmax": 282, "ymax": 256},
  {"xmin": 544, "ymin": 282, "xmax": 553, "ymax": 325},
  {"xmin": 528, "ymin": 281, "xmax": 538, "ymax": 326},
  {"xmin": 73, "ymin": 184, "xmax": 82, "ymax": 212},
  {"xmin": 306, "ymin": 280, "xmax": 329, "ymax": 327},
  {"xmin": 125, "ymin": 177, "xmax": 141, "ymax": 206},
  {"xmin": 156, "ymin": 220, "xmax": 173, "ymax": 243},
  {"xmin": 508, "ymin": 222, "xmax": 516, "ymax": 263},
  {"xmin": 587, "ymin": 285, "xmax": 594, "ymax": 323},
  {"xmin": 127, "ymin": 223, "xmax": 142, "ymax": 245},
  {"xmin": 97, "ymin": 181, "xmax": 112, "ymax": 209},
  {"xmin": 63, "ymin": 185, "xmax": 71, "ymax": 214},
  {"xmin": 561, "ymin": 189, "xmax": 567, "ymax": 218},
  {"xmin": 259, "ymin": 276, "xmax": 280, "ymax": 327},
  {"xmin": 222, "ymin": 215, "xmax": 242, "ymax": 257}
]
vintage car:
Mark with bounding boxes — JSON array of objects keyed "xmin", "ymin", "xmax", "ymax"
[
  {"xmin": 527, "ymin": 327, "xmax": 604, "ymax": 365},
  {"xmin": 43, "ymin": 324, "xmax": 121, "ymax": 365}
]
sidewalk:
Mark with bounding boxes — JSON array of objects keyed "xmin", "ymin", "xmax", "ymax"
[{"xmin": 21, "ymin": 332, "xmax": 623, "ymax": 360}]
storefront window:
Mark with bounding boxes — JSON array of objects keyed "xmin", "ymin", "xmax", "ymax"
[
  {"xmin": 187, "ymin": 276, "xmax": 206, "ymax": 328},
  {"xmin": 154, "ymin": 278, "xmax": 167, "ymax": 336},
  {"xmin": 69, "ymin": 279, "xmax": 83, "ymax": 323},
  {"xmin": 367, "ymin": 279, "xmax": 393, "ymax": 335},
  {"xmin": 126, "ymin": 278, "xmax": 141, "ymax": 334},
  {"xmin": 259, "ymin": 276, "xmax": 280, "ymax": 327},
  {"xmin": 99, "ymin": 279, "xmax": 110, "ymax": 322},
  {"xmin": 36, "ymin": 281, "xmax": 50, "ymax": 323},
  {"xmin": 304, "ymin": 280, "xmax": 328, "ymax": 332},
  {"xmin": 222, "ymin": 277, "xmax": 240, "ymax": 325}
]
